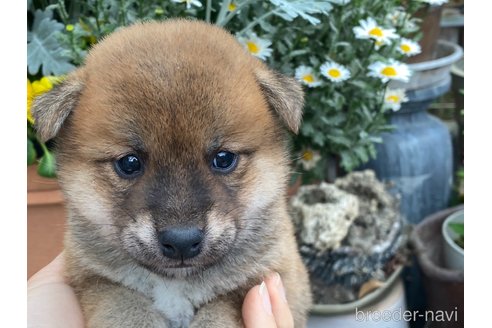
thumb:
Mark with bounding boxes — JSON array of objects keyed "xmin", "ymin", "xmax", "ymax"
[{"xmin": 242, "ymin": 281, "xmax": 277, "ymax": 328}]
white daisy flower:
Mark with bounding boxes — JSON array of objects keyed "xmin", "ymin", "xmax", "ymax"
[
  {"xmin": 237, "ymin": 34, "xmax": 273, "ymax": 60},
  {"xmin": 384, "ymin": 88, "xmax": 409, "ymax": 112},
  {"xmin": 368, "ymin": 59, "xmax": 411, "ymax": 83},
  {"xmin": 418, "ymin": 0, "xmax": 448, "ymax": 5},
  {"xmin": 398, "ymin": 38, "xmax": 422, "ymax": 56},
  {"xmin": 295, "ymin": 66, "xmax": 322, "ymax": 88},
  {"xmin": 353, "ymin": 17, "xmax": 398, "ymax": 44},
  {"xmin": 299, "ymin": 149, "xmax": 321, "ymax": 171},
  {"xmin": 385, "ymin": 9, "xmax": 407, "ymax": 26},
  {"xmin": 171, "ymin": 0, "xmax": 202, "ymax": 9},
  {"xmin": 320, "ymin": 61, "xmax": 351, "ymax": 83}
]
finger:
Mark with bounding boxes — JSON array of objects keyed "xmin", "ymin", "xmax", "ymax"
[
  {"xmin": 27, "ymin": 252, "xmax": 85, "ymax": 328},
  {"xmin": 242, "ymin": 282, "xmax": 277, "ymax": 328},
  {"xmin": 264, "ymin": 273, "xmax": 294, "ymax": 328},
  {"xmin": 28, "ymin": 252, "xmax": 66, "ymax": 289}
]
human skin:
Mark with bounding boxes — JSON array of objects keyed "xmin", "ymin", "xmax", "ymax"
[{"xmin": 27, "ymin": 253, "xmax": 294, "ymax": 328}]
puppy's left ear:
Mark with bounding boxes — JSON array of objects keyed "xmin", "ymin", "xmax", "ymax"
[{"xmin": 255, "ymin": 68, "xmax": 304, "ymax": 134}]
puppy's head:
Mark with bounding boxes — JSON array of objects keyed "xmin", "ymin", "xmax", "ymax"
[{"xmin": 32, "ymin": 20, "xmax": 303, "ymax": 277}]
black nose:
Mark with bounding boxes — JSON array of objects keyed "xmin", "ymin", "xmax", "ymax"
[{"xmin": 158, "ymin": 228, "xmax": 204, "ymax": 260}]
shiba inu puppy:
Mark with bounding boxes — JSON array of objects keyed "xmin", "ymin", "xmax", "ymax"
[{"xmin": 32, "ymin": 19, "xmax": 311, "ymax": 328}]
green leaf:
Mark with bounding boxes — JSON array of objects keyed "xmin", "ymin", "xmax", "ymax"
[
  {"xmin": 353, "ymin": 145, "xmax": 369, "ymax": 163},
  {"xmin": 326, "ymin": 134, "xmax": 351, "ymax": 147},
  {"xmin": 448, "ymin": 222, "xmax": 464, "ymax": 236},
  {"xmin": 37, "ymin": 149, "xmax": 57, "ymax": 178},
  {"xmin": 269, "ymin": 0, "xmax": 333, "ymax": 25},
  {"xmin": 27, "ymin": 139, "xmax": 37, "ymax": 166},
  {"xmin": 340, "ymin": 150, "xmax": 358, "ymax": 172},
  {"xmin": 27, "ymin": 9, "xmax": 76, "ymax": 76}
]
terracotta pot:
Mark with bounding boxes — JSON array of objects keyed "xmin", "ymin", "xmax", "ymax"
[
  {"xmin": 411, "ymin": 206, "xmax": 464, "ymax": 328},
  {"xmin": 407, "ymin": 5, "xmax": 444, "ymax": 64},
  {"xmin": 27, "ymin": 165, "xmax": 66, "ymax": 278}
]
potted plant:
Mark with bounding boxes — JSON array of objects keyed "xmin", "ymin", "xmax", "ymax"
[
  {"xmin": 442, "ymin": 209, "xmax": 463, "ymax": 270},
  {"xmin": 276, "ymin": 0, "xmax": 429, "ymax": 183},
  {"xmin": 411, "ymin": 206, "xmax": 464, "ymax": 328},
  {"xmin": 289, "ymin": 170, "xmax": 410, "ymax": 325},
  {"xmin": 360, "ymin": 0, "xmax": 463, "ymax": 224}
]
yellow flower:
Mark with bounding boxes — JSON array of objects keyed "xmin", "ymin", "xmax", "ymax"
[
  {"xmin": 27, "ymin": 76, "xmax": 63, "ymax": 123},
  {"xmin": 27, "ymin": 80, "xmax": 34, "ymax": 124},
  {"xmin": 32, "ymin": 77, "xmax": 54, "ymax": 96},
  {"xmin": 228, "ymin": 2, "xmax": 237, "ymax": 11}
]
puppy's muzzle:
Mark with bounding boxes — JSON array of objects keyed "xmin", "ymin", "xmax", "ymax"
[{"xmin": 158, "ymin": 228, "xmax": 204, "ymax": 260}]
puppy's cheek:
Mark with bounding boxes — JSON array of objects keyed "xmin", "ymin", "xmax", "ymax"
[
  {"xmin": 63, "ymin": 173, "xmax": 117, "ymax": 237},
  {"xmin": 122, "ymin": 213, "xmax": 158, "ymax": 251},
  {"xmin": 205, "ymin": 209, "xmax": 237, "ymax": 251},
  {"xmin": 241, "ymin": 155, "xmax": 287, "ymax": 218}
]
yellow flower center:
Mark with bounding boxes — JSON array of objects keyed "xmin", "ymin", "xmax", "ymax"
[
  {"xmin": 400, "ymin": 44, "xmax": 411, "ymax": 53},
  {"xmin": 246, "ymin": 41, "xmax": 259, "ymax": 54},
  {"xmin": 328, "ymin": 69, "xmax": 341, "ymax": 78},
  {"xmin": 302, "ymin": 74, "xmax": 315, "ymax": 83},
  {"xmin": 381, "ymin": 66, "xmax": 397, "ymax": 77},
  {"xmin": 302, "ymin": 151, "xmax": 314, "ymax": 161},
  {"xmin": 66, "ymin": 24, "xmax": 74, "ymax": 32},
  {"xmin": 228, "ymin": 3, "xmax": 237, "ymax": 11},
  {"xmin": 387, "ymin": 95, "xmax": 400, "ymax": 103},
  {"xmin": 369, "ymin": 27, "xmax": 383, "ymax": 38}
]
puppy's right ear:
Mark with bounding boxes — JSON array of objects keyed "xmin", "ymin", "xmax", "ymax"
[{"xmin": 32, "ymin": 70, "xmax": 85, "ymax": 142}]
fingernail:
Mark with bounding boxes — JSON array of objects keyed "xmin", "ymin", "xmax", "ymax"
[
  {"xmin": 259, "ymin": 281, "xmax": 273, "ymax": 315},
  {"xmin": 275, "ymin": 272, "xmax": 288, "ymax": 303}
]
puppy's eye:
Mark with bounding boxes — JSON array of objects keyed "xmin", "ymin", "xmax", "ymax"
[
  {"xmin": 211, "ymin": 151, "xmax": 238, "ymax": 173},
  {"xmin": 114, "ymin": 154, "xmax": 142, "ymax": 178}
]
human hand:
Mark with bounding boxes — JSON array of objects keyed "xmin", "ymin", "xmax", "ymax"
[
  {"xmin": 27, "ymin": 253, "xmax": 84, "ymax": 328},
  {"xmin": 28, "ymin": 254, "xmax": 293, "ymax": 328},
  {"xmin": 242, "ymin": 272, "xmax": 294, "ymax": 328}
]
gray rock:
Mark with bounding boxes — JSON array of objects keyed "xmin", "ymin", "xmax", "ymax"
[{"xmin": 290, "ymin": 183, "xmax": 359, "ymax": 252}]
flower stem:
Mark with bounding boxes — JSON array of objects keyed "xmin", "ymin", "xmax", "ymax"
[
  {"xmin": 237, "ymin": 9, "xmax": 277, "ymax": 35},
  {"xmin": 215, "ymin": 0, "xmax": 231, "ymax": 25},
  {"xmin": 56, "ymin": 0, "xmax": 70, "ymax": 24},
  {"xmin": 39, "ymin": 141, "xmax": 49, "ymax": 155},
  {"xmin": 205, "ymin": 0, "xmax": 212, "ymax": 23},
  {"xmin": 218, "ymin": 0, "xmax": 255, "ymax": 27}
]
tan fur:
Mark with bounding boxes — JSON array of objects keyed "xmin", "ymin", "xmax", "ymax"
[{"xmin": 32, "ymin": 19, "xmax": 311, "ymax": 328}]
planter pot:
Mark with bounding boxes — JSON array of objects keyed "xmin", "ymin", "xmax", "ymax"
[
  {"xmin": 391, "ymin": 40, "xmax": 463, "ymax": 92},
  {"xmin": 309, "ymin": 274, "xmax": 408, "ymax": 328},
  {"xmin": 359, "ymin": 40, "xmax": 463, "ymax": 224},
  {"xmin": 411, "ymin": 206, "xmax": 464, "ymax": 328},
  {"xmin": 442, "ymin": 209, "xmax": 464, "ymax": 270},
  {"xmin": 27, "ymin": 165, "xmax": 66, "ymax": 278},
  {"xmin": 451, "ymin": 57, "xmax": 464, "ymax": 166},
  {"xmin": 407, "ymin": 5, "xmax": 443, "ymax": 64}
]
